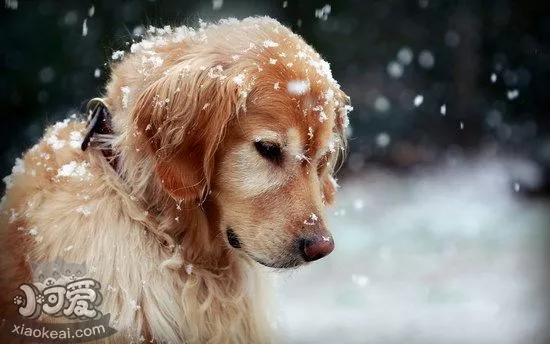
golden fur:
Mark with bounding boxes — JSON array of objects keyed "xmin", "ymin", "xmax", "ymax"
[{"xmin": 0, "ymin": 17, "xmax": 350, "ymax": 343}]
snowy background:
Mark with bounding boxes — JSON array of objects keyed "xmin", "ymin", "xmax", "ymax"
[
  {"xmin": 2, "ymin": 1, "xmax": 550, "ymax": 343},
  {"xmin": 277, "ymin": 155, "xmax": 550, "ymax": 343}
]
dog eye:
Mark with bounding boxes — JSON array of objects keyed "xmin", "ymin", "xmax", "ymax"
[{"xmin": 254, "ymin": 141, "xmax": 282, "ymax": 163}]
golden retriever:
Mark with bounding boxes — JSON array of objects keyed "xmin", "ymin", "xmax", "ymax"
[{"xmin": 0, "ymin": 17, "xmax": 351, "ymax": 343}]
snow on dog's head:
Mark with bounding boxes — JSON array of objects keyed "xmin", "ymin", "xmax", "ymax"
[{"xmin": 105, "ymin": 17, "xmax": 351, "ymax": 268}]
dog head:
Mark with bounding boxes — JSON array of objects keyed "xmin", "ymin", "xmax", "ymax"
[{"xmin": 110, "ymin": 17, "xmax": 351, "ymax": 268}]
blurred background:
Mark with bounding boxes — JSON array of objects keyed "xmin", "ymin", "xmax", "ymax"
[{"xmin": 1, "ymin": 0, "xmax": 550, "ymax": 343}]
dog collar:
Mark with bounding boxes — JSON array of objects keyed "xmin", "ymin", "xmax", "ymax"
[{"xmin": 81, "ymin": 98, "xmax": 119, "ymax": 171}]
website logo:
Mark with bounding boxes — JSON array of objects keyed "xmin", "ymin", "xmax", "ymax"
[{"xmin": 2, "ymin": 259, "xmax": 116, "ymax": 343}]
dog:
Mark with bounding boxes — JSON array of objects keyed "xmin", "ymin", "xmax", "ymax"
[{"xmin": 0, "ymin": 17, "xmax": 351, "ymax": 343}]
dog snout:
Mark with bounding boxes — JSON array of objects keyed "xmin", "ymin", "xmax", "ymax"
[{"xmin": 298, "ymin": 234, "xmax": 335, "ymax": 262}]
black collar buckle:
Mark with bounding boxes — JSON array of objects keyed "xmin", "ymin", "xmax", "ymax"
[{"xmin": 81, "ymin": 98, "xmax": 113, "ymax": 151}]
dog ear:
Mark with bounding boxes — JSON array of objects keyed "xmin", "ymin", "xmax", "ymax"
[
  {"xmin": 322, "ymin": 89, "xmax": 350, "ymax": 206},
  {"xmin": 131, "ymin": 64, "xmax": 244, "ymax": 202},
  {"xmin": 322, "ymin": 174, "xmax": 338, "ymax": 205}
]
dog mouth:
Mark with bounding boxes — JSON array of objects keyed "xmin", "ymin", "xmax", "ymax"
[{"xmin": 226, "ymin": 228, "xmax": 303, "ymax": 269}]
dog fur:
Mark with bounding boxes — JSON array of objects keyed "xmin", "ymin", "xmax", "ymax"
[{"xmin": 0, "ymin": 17, "xmax": 351, "ymax": 343}]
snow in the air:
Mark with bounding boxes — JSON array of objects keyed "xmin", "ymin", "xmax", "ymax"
[
  {"xmin": 491, "ymin": 73, "xmax": 497, "ymax": 83},
  {"xmin": 88, "ymin": 5, "xmax": 95, "ymax": 17},
  {"xmin": 413, "ymin": 94, "xmax": 424, "ymax": 107},
  {"xmin": 82, "ymin": 19, "xmax": 88, "ymax": 37},
  {"xmin": 507, "ymin": 89, "xmax": 519, "ymax": 100},
  {"xmin": 287, "ymin": 80, "xmax": 310, "ymax": 95},
  {"xmin": 212, "ymin": 0, "xmax": 223, "ymax": 10},
  {"xmin": 94, "ymin": 68, "xmax": 101, "ymax": 78},
  {"xmin": 351, "ymin": 274, "xmax": 369, "ymax": 287},
  {"xmin": 276, "ymin": 157, "xmax": 549, "ymax": 344},
  {"xmin": 315, "ymin": 4, "xmax": 331, "ymax": 21},
  {"xmin": 445, "ymin": 30, "xmax": 461, "ymax": 47},
  {"xmin": 418, "ymin": 50, "xmax": 435, "ymax": 69},
  {"xmin": 397, "ymin": 47, "xmax": 414, "ymax": 65},
  {"xmin": 28, "ymin": 227, "xmax": 38, "ymax": 236},
  {"xmin": 387, "ymin": 61, "xmax": 404, "ymax": 79},
  {"xmin": 39, "ymin": 67, "xmax": 55, "ymax": 84},
  {"xmin": 440, "ymin": 104, "xmax": 447, "ymax": 115},
  {"xmin": 374, "ymin": 96, "xmax": 390, "ymax": 113},
  {"xmin": 5, "ymin": 0, "xmax": 18, "ymax": 10},
  {"xmin": 375, "ymin": 132, "xmax": 391, "ymax": 147}
]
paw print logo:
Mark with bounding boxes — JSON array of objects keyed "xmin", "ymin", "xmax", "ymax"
[
  {"xmin": 13, "ymin": 295, "xmax": 24, "ymax": 306},
  {"xmin": 36, "ymin": 294, "xmax": 45, "ymax": 305}
]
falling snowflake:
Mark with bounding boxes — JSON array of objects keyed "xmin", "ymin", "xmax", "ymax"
[
  {"xmin": 82, "ymin": 19, "xmax": 88, "ymax": 37},
  {"xmin": 374, "ymin": 96, "xmax": 390, "ymax": 113},
  {"xmin": 375, "ymin": 133, "xmax": 391, "ymax": 148},
  {"xmin": 507, "ymin": 89, "xmax": 519, "ymax": 100},
  {"xmin": 397, "ymin": 47, "xmax": 414, "ymax": 65},
  {"xmin": 351, "ymin": 274, "xmax": 369, "ymax": 287},
  {"xmin": 315, "ymin": 4, "xmax": 331, "ymax": 20},
  {"xmin": 418, "ymin": 50, "xmax": 435, "ymax": 69},
  {"xmin": 387, "ymin": 61, "xmax": 404, "ymax": 79},
  {"xmin": 413, "ymin": 95, "xmax": 424, "ymax": 107},
  {"xmin": 212, "ymin": 0, "xmax": 223, "ymax": 10}
]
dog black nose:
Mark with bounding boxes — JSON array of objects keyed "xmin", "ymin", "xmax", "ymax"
[{"xmin": 298, "ymin": 235, "xmax": 334, "ymax": 262}]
